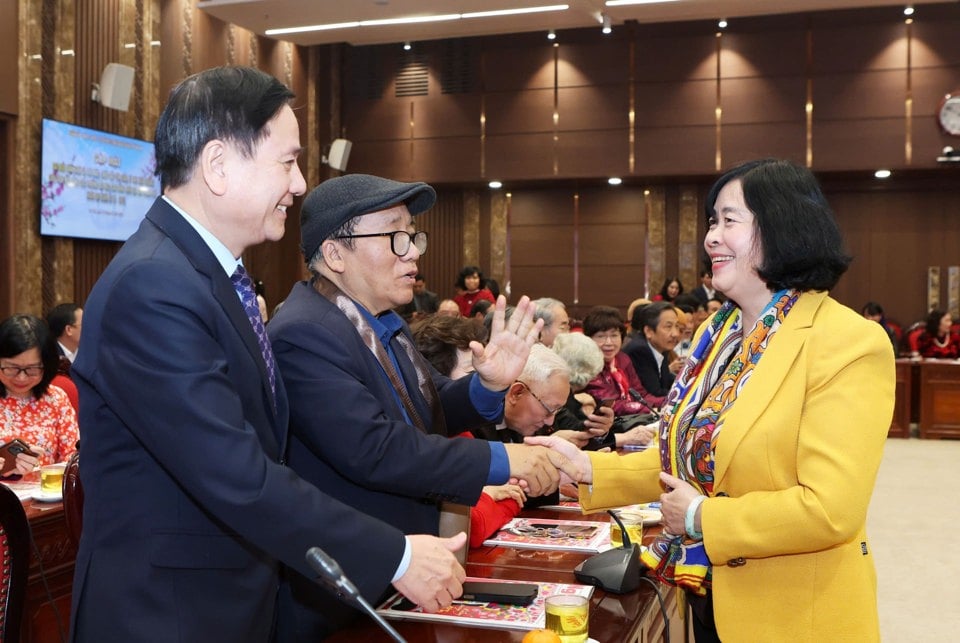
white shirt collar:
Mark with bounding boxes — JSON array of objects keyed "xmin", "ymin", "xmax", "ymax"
[
  {"xmin": 58, "ymin": 342, "xmax": 77, "ymax": 363},
  {"xmin": 162, "ymin": 195, "xmax": 241, "ymax": 278}
]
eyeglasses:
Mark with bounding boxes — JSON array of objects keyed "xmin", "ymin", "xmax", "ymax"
[
  {"xmin": 592, "ymin": 331, "xmax": 622, "ymax": 343},
  {"xmin": 0, "ymin": 364, "xmax": 44, "ymax": 378},
  {"xmin": 516, "ymin": 380, "xmax": 564, "ymax": 417},
  {"xmin": 333, "ymin": 230, "xmax": 428, "ymax": 257}
]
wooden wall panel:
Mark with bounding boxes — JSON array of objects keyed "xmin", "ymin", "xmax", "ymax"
[
  {"xmin": 634, "ymin": 80, "xmax": 716, "ymax": 128},
  {"xmin": 634, "ymin": 32, "xmax": 717, "ymax": 82},
  {"xmin": 485, "ymin": 133, "xmax": 555, "ymax": 179},
  {"xmin": 0, "ymin": 0, "xmax": 17, "ymax": 115},
  {"xmin": 634, "ymin": 126, "xmax": 716, "ymax": 176},
  {"xmin": 482, "ymin": 41, "xmax": 554, "ymax": 91},
  {"xmin": 511, "ymin": 227, "xmax": 575, "ymax": 265},
  {"xmin": 721, "ymin": 76, "xmax": 806, "ymax": 124},
  {"xmin": 511, "ymin": 190, "xmax": 573, "ymax": 225},
  {"xmin": 811, "ymin": 21, "xmax": 907, "ymax": 73},
  {"xmin": 414, "ymin": 190, "xmax": 464, "ymax": 303},
  {"xmin": 720, "ymin": 24, "xmax": 807, "ymax": 78},
  {"xmin": 723, "ymin": 122, "xmax": 807, "ymax": 166},
  {"xmin": 412, "ymin": 137, "xmax": 481, "ymax": 183},
  {"xmin": 558, "ymin": 39, "xmax": 630, "ymax": 87},
  {"xmin": 556, "ymin": 129, "xmax": 631, "ymax": 178},
  {"xmin": 344, "ymin": 99, "xmax": 411, "ymax": 141},
  {"xmin": 812, "ymin": 118, "xmax": 906, "ymax": 169},
  {"xmin": 484, "ymin": 89, "xmax": 554, "ymax": 135},
  {"xmin": 558, "ymin": 85, "xmax": 629, "ymax": 131},
  {"xmin": 414, "ymin": 94, "xmax": 480, "ymax": 139},
  {"xmin": 813, "ymin": 70, "xmax": 907, "ymax": 120}
]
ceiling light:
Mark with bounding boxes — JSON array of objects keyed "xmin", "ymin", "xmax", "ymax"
[
  {"xmin": 608, "ymin": 177, "xmax": 622, "ymax": 186},
  {"xmin": 601, "ymin": 13, "xmax": 612, "ymax": 34},
  {"xmin": 266, "ymin": 5, "xmax": 569, "ymax": 36},
  {"xmin": 874, "ymin": 169, "xmax": 892, "ymax": 179},
  {"xmin": 462, "ymin": 5, "xmax": 568, "ymax": 20},
  {"xmin": 489, "ymin": 180, "xmax": 503, "ymax": 189},
  {"xmin": 547, "ymin": 29, "xmax": 556, "ymax": 40},
  {"xmin": 718, "ymin": 19, "xmax": 728, "ymax": 29},
  {"xmin": 403, "ymin": 41, "xmax": 411, "ymax": 51},
  {"xmin": 903, "ymin": 5, "xmax": 914, "ymax": 16},
  {"xmin": 606, "ymin": 0, "xmax": 681, "ymax": 6}
]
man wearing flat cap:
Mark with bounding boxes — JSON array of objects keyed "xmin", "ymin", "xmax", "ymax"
[{"xmin": 268, "ymin": 173, "xmax": 579, "ymax": 638}]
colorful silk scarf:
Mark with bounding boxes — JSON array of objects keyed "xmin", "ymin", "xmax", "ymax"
[{"xmin": 639, "ymin": 289, "xmax": 798, "ymax": 595}]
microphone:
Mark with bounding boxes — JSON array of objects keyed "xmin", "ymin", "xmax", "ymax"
[{"xmin": 306, "ymin": 547, "xmax": 407, "ymax": 643}]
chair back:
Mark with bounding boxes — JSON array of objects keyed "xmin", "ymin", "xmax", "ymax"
[
  {"xmin": 0, "ymin": 483, "xmax": 29, "ymax": 642},
  {"xmin": 62, "ymin": 451, "xmax": 83, "ymax": 550}
]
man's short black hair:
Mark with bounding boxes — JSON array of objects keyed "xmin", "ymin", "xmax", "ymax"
[
  {"xmin": 155, "ymin": 66, "xmax": 295, "ymax": 191},
  {"xmin": 46, "ymin": 303, "xmax": 80, "ymax": 339}
]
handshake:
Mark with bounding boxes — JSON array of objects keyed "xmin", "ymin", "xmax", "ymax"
[{"xmin": 501, "ymin": 441, "xmax": 584, "ymax": 497}]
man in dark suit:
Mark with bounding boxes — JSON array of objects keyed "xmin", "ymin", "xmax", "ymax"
[
  {"xmin": 267, "ymin": 173, "xmax": 579, "ymax": 638},
  {"xmin": 395, "ymin": 272, "xmax": 439, "ymax": 320},
  {"xmin": 622, "ymin": 301, "xmax": 680, "ymax": 398},
  {"xmin": 70, "ymin": 67, "xmax": 469, "ymax": 643},
  {"xmin": 690, "ymin": 268, "xmax": 723, "ymax": 304},
  {"xmin": 46, "ymin": 302, "xmax": 82, "ymax": 375}
]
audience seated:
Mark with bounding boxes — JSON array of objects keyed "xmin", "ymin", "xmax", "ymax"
[
  {"xmin": 437, "ymin": 299, "xmax": 460, "ymax": 317},
  {"xmin": 467, "ymin": 298, "xmax": 493, "ymax": 322},
  {"xmin": 581, "ymin": 306, "xmax": 664, "ymax": 418},
  {"xmin": 0, "ymin": 314, "xmax": 80, "ymax": 471},
  {"xmin": 453, "ymin": 265, "xmax": 496, "ymax": 317},
  {"xmin": 408, "ymin": 314, "xmax": 524, "ymax": 548},
  {"xmin": 623, "ymin": 302, "xmax": 681, "ymax": 399},
  {"xmin": 45, "ymin": 302, "xmax": 82, "ymax": 376},
  {"xmin": 551, "ymin": 333, "xmax": 648, "ymax": 450},
  {"xmin": 625, "ymin": 298, "xmax": 651, "ymax": 338},
  {"xmin": 915, "ymin": 309, "xmax": 960, "ymax": 359},
  {"xmin": 652, "ymin": 277, "xmax": 683, "ymax": 303},
  {"xmin": 532, "ymin": 298, "xmax": 570, "ymax": 348},
  {"xmin": 861, "ymin": 301, "xmax": 898, "ymax": 355}
]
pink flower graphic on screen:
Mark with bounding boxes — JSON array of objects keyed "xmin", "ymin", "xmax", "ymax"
[{"xmin": 40, "ymin": 167, "xmax": 66, "ymax": 226}]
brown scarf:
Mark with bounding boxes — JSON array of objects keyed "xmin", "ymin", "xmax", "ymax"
[{"xmin": 312, "ymin": 275, "xmax": 447, "ymax": 436}]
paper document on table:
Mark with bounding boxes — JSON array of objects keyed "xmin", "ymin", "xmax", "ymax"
[
  {"xmin": 378, "ymin": 577, "xmax": 594, "ymax": 631},
  {"xmin": 482, "ymin": 517, "xmax": 611, "ymax": 553}
]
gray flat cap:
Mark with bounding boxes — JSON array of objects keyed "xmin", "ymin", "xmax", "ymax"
[{"xmin": 300, "ymin": 173, "xmax": 436, "ymax": 260}]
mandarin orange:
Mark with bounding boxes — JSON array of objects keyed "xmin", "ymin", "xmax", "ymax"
[{"xmin": 521, "ymin": 628, "xmax": 562, "ymax": 643}]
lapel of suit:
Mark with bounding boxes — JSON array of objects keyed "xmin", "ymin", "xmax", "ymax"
[
  {"xmin": 713, "ymin": 290, "xmax": 826, "ymax": 488},
  {"xmin": 146, "ymin": 200, "xmax": 284, "ymax": 441}
]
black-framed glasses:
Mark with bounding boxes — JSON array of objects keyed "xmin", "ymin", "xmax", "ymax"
[
  {"xmin": 516, "ymin": 380, "xmax": 564, "ymax": 417},
  {"xmin": 0, "ymin": 364, "xmax": 44, "ymax": 378},
  {"xmin": 333, "ymin": 230, "xmax": 428, "ymax": 257}
]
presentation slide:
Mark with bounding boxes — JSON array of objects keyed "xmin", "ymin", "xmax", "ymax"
[{"xmin": 40, "ymin": 118, "xmax": 160, "ymax": 242}]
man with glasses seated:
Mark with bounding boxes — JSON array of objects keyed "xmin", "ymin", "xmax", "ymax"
[
  {"xmin": 470, "ymin": 344, "xmax": 572, "ymax": 509},
  {"xmin": 267, "ymin": 173, "xmax": 580, "ymax": 639}
]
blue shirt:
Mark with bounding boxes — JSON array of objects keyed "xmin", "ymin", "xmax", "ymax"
[{"xmin": 356, "ymin": 306, "xmax": 510, "ymax": 485}]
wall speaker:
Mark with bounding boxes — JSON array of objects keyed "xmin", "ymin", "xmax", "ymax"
[
  {"xmin": 324, "ymin": 138, "xmax": 352, "ymax": 172},
  {"xmin": 92, "ymin": 63, "xmax": 135, "ymax": 112}
]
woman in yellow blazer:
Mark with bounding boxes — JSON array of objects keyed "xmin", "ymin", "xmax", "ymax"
[{"xmin": 531, "ymin": 159, "xmax": 894, "ymax": 642}]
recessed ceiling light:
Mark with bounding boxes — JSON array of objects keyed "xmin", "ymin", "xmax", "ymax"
[
  {"xmin": 403, "ymin": 41, "xmax": 411, "ymax": 51},
  {"xmin": 874, "ymin": 169, "xmax": 892, "ymax": 179},
  {"xmin": 489, "ymin": 181, "xmax": 503, "ymax": 189},
  {"xmin": 904, "ymin": 5, "xmax": 915, "ymax": 16},
  {"xmin": 718, "ymin": 19, "xmax": 728, "ymax": 29},
  {"xmin": 547, "ymin": 29, "xmax": 556, "ymax": 40},
  {"xmin": 608, "ymin": 177, "xmax": 622, "ymax": 185}
]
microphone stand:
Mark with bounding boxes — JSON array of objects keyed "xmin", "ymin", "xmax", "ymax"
[{"xmin": 306, "ymin": 547, "xmax": 407, "ymax": 643}]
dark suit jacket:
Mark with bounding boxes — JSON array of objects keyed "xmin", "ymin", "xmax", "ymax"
[
  {"xmin": 622, "ymin": 336, "xmax": 675, "ymax": 398},
  {"xmin": 395, "ymin": 289, "xmax": 440, "ymax": 319},
  {"xmin": 70, "ymin": 199, "xmax": 405, "ymax": 643},
  {"xmin": 268, "ymin": 281, "xmax": 495, "ymax": 637}
]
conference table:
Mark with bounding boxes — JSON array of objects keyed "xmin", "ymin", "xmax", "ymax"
[
  {"xmin": 327, "ymin": 506, "xmax": 686, "ymax": 643},
  {"xmin": 890, "ymin": 358, "xmax": 960, "ymax": 438},
  {"xmin": 18, "ymin": 495, "xmax": 75, "ymax": 642}
]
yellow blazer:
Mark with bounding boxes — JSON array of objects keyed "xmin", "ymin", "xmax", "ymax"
[{"xmin": 580, "ymin": 291, "xmax": 894, "ymax": 642}]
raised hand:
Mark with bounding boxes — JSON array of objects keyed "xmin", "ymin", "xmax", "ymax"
[
  {"xmin": 393, "ymin": 533, "xmax": 467, "ymax": 612},
  {"xmin": 471, "ymin": 295, "xmax": 543, "ymax": 392}
]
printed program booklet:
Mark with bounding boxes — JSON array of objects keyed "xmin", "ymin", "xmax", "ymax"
[
  {"xmin": 482, "ymin": 517, "xmax": 611, "ymax": 553},
  {"xmin": 377, "ymin": 577, "xmax": 594, "ymax": 631}
]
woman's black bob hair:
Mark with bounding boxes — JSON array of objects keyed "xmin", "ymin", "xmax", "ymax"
[{"xmin": 704, "ymin": 158, "xmax": 851, "ymax": 292}]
